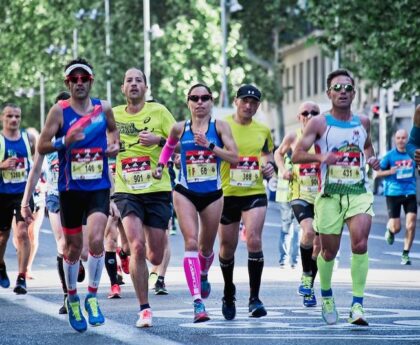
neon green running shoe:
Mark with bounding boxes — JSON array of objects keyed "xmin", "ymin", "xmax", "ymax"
[
  {"xmin": 385, "ymin": 229, "xmax": 394, "ymax": 245},
  {"xmin": 348, "ymin": 303, "xmax": 369, "ymax": 326}
]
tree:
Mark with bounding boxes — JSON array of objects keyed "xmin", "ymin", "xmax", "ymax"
[{"xmin": 307, "ymin": 0, "xmax": 420, "ymax": 98}]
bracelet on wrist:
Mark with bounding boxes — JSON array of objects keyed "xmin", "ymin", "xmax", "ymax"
[
  {"xmin": 52, "ymin": 136, "xmax": 66, "ymax": 151},
  {"xmin": 158, "ymin": 137, "xmax": 167, "ymax": 147}
]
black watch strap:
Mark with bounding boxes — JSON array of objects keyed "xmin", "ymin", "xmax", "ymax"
[{"xmin": 208, "ymin": 142, "xmax": 215, "ymax": 151}]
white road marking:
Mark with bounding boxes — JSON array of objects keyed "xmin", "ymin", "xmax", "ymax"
[
  {"xmin": 346, "ymin": 291, "xmax": 390, "ymax": 299},
  {"xmin": 0, "ymin": 291, "xmax": 182, "ymax": 345}
]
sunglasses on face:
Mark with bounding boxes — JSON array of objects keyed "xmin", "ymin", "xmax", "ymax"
[
  {"xmin": 301, "ymin": 110, "xmax": 319, "ymax": 117},
  {"xmin": 66, "ymin": 75, "xmax": 93, "ymax": 84},
  {"xmin": 187, "ymin": 94, "xmax": 213, "ymax": 103},
  {"xmin": 329, "ymin": 83, "xmax": 354, "ymax": 92}
]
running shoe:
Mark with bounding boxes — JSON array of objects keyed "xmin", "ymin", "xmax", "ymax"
[
  {"xmin": 201, "ymin": 277, "xmax": 211, "ymax": 299},
  {"xmin": 59, "ymin": 295, "xmax": 68, "ymax": 314},
  {"xmin": 222, "ymin": 296, "xmax": 236, "ymax": 320},
  {"xmin": 279, "ymin": 260, "xmax": 286, "ymax": 269},
  {"xmin": 108, "ymin": 284, "xmax": 121, "ymax": 299},
  {"xmin": 193, "ymin": 300, "xmax": 210, "ymax": 323},
  {"xmin": 154, "ymin": 280, "xmax": 168, "ymax": 295},
  {"xmin": 85, "ymin": 294, "xmax": 105, "ymax": 326},
  {"xmin": 348, "ymin": 303, "xmax": 369, "ymax": 326},
  {"xmin": 298, "ymin": 274, "xmax": 312, "ymax": 296},
  {"xmin": 117, "ymin": 247, "xmax": 130, "ymax": 274},
  {"xmin": 66, "ymin": 296, "xmax": 87, "ymax": 333},
  {"xmin": 303, "ymin": 290, "xmax": 317, "ymax": 307},
  {"xmin": 401, "ymin": 253, "xmax": 412, "ymax": 265},
  {"xmin": 0, "ymin": 264, "xmax": 10, "ymax": 288},
  {"xmin": 13, "ymin": 276, "xmax": 27, "ymax": 295},
  {"xmin": 248, "ymin": 298, "xmax": 267, "ymax": 318},
  {"xmin": 77, "ymin": 261, "xmax": 85, "ymax": 283},
  {"xmin": 136, "ymin": 308, "xmax": 153, "ymax": 328},
  {"xmin": 117, "ymin": 271, "xmax": 125, "ymax": 285},
  {"xmin": 148, "ymin": 272, "xmax": 158, "ymax": 289},
  {"xmin": 385, "ymin": 229, "xmax": 395, "ymax": 245},
  {"xmin": 321, "ymin": 297, "xmax": 339, "ymax": 325}
]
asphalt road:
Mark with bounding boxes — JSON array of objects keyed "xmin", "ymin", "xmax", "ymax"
[{"xmin": 1, "ymin": 196, "xmax": 419, "ymax": 345}]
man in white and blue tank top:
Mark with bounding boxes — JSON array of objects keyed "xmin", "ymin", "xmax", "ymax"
[{"xmin": 292, "ymin": 69, "xmax": 380, "ymax": 327}]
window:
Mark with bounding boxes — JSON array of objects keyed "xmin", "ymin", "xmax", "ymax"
[
  {"xmin": 299, "ymin": 62, "xmax": 303, "ymax": 100},
  {"xmin": 321, "ymin": 54, "xmax": 326, "ymax": 91},
  {"xmin": 313, "ymin": 56, "xmax": 318, "ymax": 95},
  {"xmin": 306, "ymin": 59, "xmax": 311, "ymax": 97}
]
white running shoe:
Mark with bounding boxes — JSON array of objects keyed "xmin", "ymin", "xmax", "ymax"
[
  {"xmin": 348, "ymin": 303, "xmax": 369, "ymax": 326},
  {"xmin": 322, "ymin": 297, "xmax": 339, "ymax": 325},
  {"xmin": 136, "ymin": 308, "xmax": 153, "ymax": 328}
]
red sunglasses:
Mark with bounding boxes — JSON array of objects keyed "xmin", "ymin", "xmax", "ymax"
[{"xmin": 66, "ymin": 74, "xmax": 93, "ymax": 83}]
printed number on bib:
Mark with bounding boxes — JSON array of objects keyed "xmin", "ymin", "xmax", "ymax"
[
  {"xmin": 2, "ymin": 157, "xmax": 28, "ymax": 183},
  {"xmin": 395, "ymin": 160, "xmax": 413, "ymax": 179},
  {"xmin": 230, "ymin": 156, "xmax": 260, "ymax": 187},
  {"xmin": 71, "ymin": 148, "xmax": 103, "ymax": 180},
  {"xmin": 328, "ymin": 151, "xmax": 361, "ymax": 185},
  {"xmin": 186, "ymin": 150, "xmax": 217, "ymax": 182},
  {"xmin": 299, "ymin": 163, "xmax": 319, "ymax": 193},
  {"xmin": 121, "ymin": 156, "xmax": 152, "ymax": 190}
]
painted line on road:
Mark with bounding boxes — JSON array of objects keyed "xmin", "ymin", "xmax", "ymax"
[
  {"xmin": 347, "ymin": 291, "xmax": 390, "ymax": 299},
  {"xmin": 0, "ymin": 291, "xmax": 181, "ymax": 345},
  {"xmin": 40, "ymin": 229, "xmax": 53, "ymax": 234}
]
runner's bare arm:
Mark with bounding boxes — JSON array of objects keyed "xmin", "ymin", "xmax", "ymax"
[
  {"xmin": 213, "ymin": 120, "xmax": 239, "ymax": 164},
  {"xmin": 102, "ymin": 101, "xmax": 120, "ymax": 157},
  {"xmin": 274, "ymin": 132, "xmax": 296, "ymax": 180},
  {"xmin": 361, "ymin": 116, "xmax": 380, "ymax": 170},
  {"xmin": 38, "ymin": 104, "xmax": 63, "ymax": 154}
]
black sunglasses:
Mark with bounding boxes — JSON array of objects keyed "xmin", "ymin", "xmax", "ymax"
[
  {"xmin": 301, "ymin": 110, "xmax": 319, "ymax": 117},
  {"xmin": 188, "ymin": 94, "xmax": 213, "ymax": 102},
  {"xmin": 66, "ymin": 75, "xmax": 93, "ymax": 84},
  {"xmin": 329, "ymin": 83, "xmax": 354, "ymax": 92}
]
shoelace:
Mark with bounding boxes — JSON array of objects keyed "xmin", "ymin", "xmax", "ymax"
[
  {"xmin": 194, "ymin": 303, "xmax": 205, "ymax": 313},
  {"xmin": 323, "ymin": 298, "xmax": 335, "ymax": 313},
  {"xmin": 302, "ymin": 275, "xmax": 312, "ymax": 289},
  {"xmin": 351, "ymin": 303, "xmax": 364, "ymax": 316},
  {"xmin": 87, "ymin": 298, "xmax": 99, "ymax": 316},
  {"xmin": 141, "ymin": 310, "xmax": 152, "ymax": 319},
  {"xmin": 69, "ymin": 301, "xmax": 83, "ymax": 321}
]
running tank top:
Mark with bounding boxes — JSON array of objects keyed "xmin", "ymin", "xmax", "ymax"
[
  {"xmin": 177, "ymin": 118, "xmax": 223, "ymax": 193},
  {"xmin": 56, "ymin": 98, "xmax": 110, "ymax": 192},
  {"xmin": 315, "ymin": 114, "xmax": 370, "ymax": 195},
  {"xmin": 0, "ymin": 130, "xmax": 32, "ymax": 194},
  {"xmin": 290, "ymin": 129, "xmax": 319, "ymax": 203}
]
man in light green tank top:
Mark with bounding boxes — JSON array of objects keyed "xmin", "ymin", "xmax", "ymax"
[{"xmin": 292, "ymin": 69, "xmax": 380, "ymax": 327}]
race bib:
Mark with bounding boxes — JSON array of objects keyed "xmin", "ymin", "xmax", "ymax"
[
  {"xmin": 71, "ymin": 148, "xmax": 103, "ymax": 180},
  {"xmin": 328, "ymin": 151, "xmax": 361, "ymax": 185},
  {"xmin": 395, "ymin": 160, "xmax": 413, "ymax": 179},
  {"xmin": 121, "ymin": 156, "xmax": 152, "ymax": 190},
  {"xmin": 2, "ymin": 157, "xmax": 27, "ymax": 183},
  {"xmin": 186, "ymin": 150, "xmax": 217, "ymax": 182},
  {"xmin": 299, "ymin": 163, "xmax": 319, "ymax": 192},
  {"xmin": 229, "ymin": 156, "xmax": 260, "ymax": 187}
]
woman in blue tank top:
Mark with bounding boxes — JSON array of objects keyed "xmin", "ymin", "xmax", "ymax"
[{"xmin": 154, "ymin": 83, "xmax": 238, "ymax": 323}]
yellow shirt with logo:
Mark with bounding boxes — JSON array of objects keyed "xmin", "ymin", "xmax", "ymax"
[
  {"xmin": 113, "ymin": 102, "xmax": 176, "ymax": 194},
  {"xmin": 221, "ymin": 115, "xmax": 274, "ymax": 197}
]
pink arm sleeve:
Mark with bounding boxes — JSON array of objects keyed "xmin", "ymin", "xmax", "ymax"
[{"xmin": 158, "ymin": 136, "xmax": 179, "ymax": 166}]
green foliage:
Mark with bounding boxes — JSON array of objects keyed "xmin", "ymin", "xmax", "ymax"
[{"xmin": 307, "ymin": 0, "xmax": 420, "ymax": 97}]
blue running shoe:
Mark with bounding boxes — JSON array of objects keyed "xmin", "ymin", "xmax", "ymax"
[
  {"xmin": 201, "ymin": 277, "xmax": 211, "ymax": 299},
  {"xmin": 193, "ymin": 300, "xmax": 210, "ymax": 323},
  {"xmin": 66, "ymin": 296, "xmax": 87, "ymax": 333},
  {"xmin": 13, "ymin": 276, "xmax": 27, "ymax": 295},
  {"xmin": 297, "ymin": 274, "xmax": 312, "ymax": 296},
  {"xmin": 0, "ymin": 264, "xmax": 10, "ymax": 289},
  {"xmin": 248, "ymin": 298, "xmax": 267, "ymax": 318},
  {"xmin": 303, "ymin": 289, "xmax": 317, "ymax": 307},
  {"xmin": 85, "ymin": 294, "xmax": 105, "ymax": 326}
]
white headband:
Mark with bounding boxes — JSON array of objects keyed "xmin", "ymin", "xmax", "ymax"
[{"xmin": 65, "ymin": 63, "xmax": 93, "ymax": 76}]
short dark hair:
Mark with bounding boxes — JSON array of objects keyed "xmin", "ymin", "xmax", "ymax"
[
  {"xmin": 123, "ymin": 67, "xmax": 147, "ymax": 86},
  {"xmin": 1, "ymin": 103, "xmax": 20, "ymax": 114},
  {"xmin": 326, "ymin": 69, "xmax": 355, "ymax": 89},
  {"xmin": 187, "ymin": 83, "xmax": 212, "ymax": 97},
  {"xmin": 55, "ymin": 91, "xmax": 70, "ymax": 103},
  {"xmin": 64, "ymin": 57, "xmax": 94, "ymax": 74}
]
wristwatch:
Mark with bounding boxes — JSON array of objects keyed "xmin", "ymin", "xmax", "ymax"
[{"xmin": 208, "ymin": 142, "xmax": 215, "ymax": 151}]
